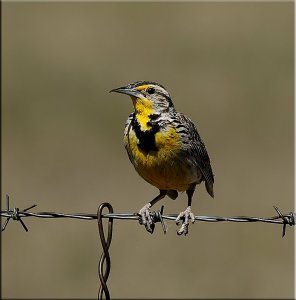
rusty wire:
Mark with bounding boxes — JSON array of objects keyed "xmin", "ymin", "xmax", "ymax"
[
  {"xmin": 1, "ymin": 195, "xmax": 295, "ymax": 300},
  {"xmin": 97, "ymin": 203, "xmax": 113, "ymax": 300}
]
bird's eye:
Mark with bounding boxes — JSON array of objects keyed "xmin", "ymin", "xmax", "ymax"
[{"xmin": 147, "ymin": 87, "xmax": 155, "ymax": 95}]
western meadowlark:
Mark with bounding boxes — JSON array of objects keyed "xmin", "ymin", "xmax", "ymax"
[{"xmin": 110, "ymin": 81, "xmax": 214, "ymax": 235}]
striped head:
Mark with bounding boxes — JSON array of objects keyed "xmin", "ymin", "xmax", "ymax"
[{"xmin": 110, "ymin": 81, "xmax": 175, "ymax": 114}]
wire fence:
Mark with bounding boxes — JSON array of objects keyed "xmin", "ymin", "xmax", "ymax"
[{"xmin": 1, "ymin": 195, "xmax": 295, "ymax": 300}]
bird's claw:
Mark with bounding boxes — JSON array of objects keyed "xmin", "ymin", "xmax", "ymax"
[
  {"xmin": 176, "ymin": 206, "xmax": 195, "ymax": 236},
  {"xmin": 138, "ymin": 203, "xmax": 155, "ymax": 234}
]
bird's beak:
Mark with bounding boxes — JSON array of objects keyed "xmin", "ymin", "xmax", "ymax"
[{"xmin": 110, "ymin": 86, "xmax": 141, "ymax": 98}]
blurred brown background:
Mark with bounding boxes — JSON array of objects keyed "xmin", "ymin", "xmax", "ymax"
[{"xmin": 2, "ymin": 2, "xmax": 294, "ymax": 299}]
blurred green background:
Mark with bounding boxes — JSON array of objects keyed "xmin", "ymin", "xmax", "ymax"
[{"xmin": 2, "ymin": 2, "xmax": 294, "ymax": 299}]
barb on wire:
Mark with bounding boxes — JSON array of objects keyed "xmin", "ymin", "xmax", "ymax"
[
  {"xmin": 1, "ymin": 195, "xmax": 37, "ymax": 232},
  {"xmin": 273, "ymin": 206, "xmax": 295, "ymax": 237}
]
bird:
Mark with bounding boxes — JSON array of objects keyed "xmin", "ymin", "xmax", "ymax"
[{"xmin": 110, "ymin": 81, "xmax": 214, "ymax": 235}]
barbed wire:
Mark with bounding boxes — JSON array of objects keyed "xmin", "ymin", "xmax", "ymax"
[
  {"xmin": 1, "ymin": 195, "xmax": 295, "ymax": 300},
  {"xmin": 1, "ymin": 195, "xmax": 295, "ymax": 236}
]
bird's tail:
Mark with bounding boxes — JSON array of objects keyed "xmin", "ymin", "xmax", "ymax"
[{"xmin": 205, "ymin": 181, "xmax": 214, "ymax": 198}]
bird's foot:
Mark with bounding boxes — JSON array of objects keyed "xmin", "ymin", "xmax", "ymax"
[
  {"xmin": 138, "ymin": 203, "xmax": 155, "ymax": 234},
  {"xmin": 176, "ymin": 206, "xmax": 195, "ymax": 236}
]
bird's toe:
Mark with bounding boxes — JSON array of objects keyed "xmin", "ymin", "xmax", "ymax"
[
  {"xmin": 138, "ymin": 203, "xmax": 155, "ymax": 233},
  {"xmin": 176, "ymin": 206, "xmax": 195, "ymax": 236}
]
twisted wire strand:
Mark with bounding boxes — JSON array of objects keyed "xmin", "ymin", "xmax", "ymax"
[{"xmin": 97, "ymin": 203, "xmax": 113, "ymax": 300}]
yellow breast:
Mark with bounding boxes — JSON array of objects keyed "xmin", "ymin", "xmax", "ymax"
[{"xmin": 125, "ymin": 127, "xmax": 195, "ymax": 191}]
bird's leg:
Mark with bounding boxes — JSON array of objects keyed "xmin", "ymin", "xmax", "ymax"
[
  {"xmin": 139, "ymin": 190, "xmax": 167, "ymax": 233},
  {"xmin": 176, "ymin": 187, "xmax": 196, "ymax": 236}
]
